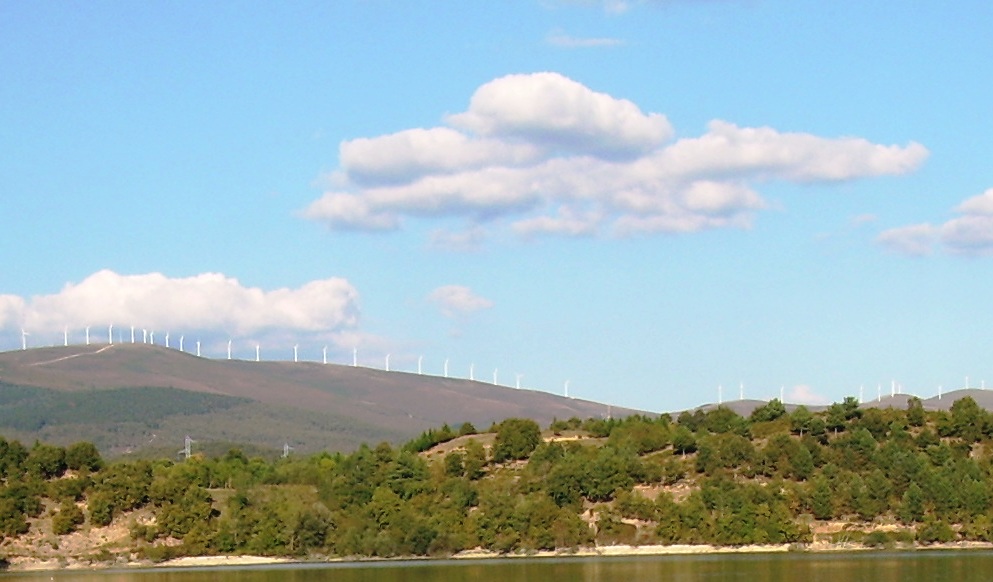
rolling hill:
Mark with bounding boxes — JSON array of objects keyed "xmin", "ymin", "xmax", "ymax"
[{"xmin": 0, "ymin": 344, "xmax": 643, "ymax": 457}]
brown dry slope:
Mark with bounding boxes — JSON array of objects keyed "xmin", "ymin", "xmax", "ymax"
[{"xmin": 0, "ymin": 344, "xmax": 647, "ymax": 456}]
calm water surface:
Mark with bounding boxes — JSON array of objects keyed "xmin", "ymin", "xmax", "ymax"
[{"xmin": 3, "ymin": 552, "xmax": 993, "ymax": 582}]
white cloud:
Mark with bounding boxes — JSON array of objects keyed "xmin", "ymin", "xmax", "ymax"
[
  {"xmin": 427, "ymin": 285, "xmax": 494, "ymax": 318},
  {"xmin": 447, "ymin": 72, "xmax": 673, "ymax": 158},
  {"xmin": 787, "ymin": 384, "xmax": 830, "ymax": 406},
  {"xmin": 428, "ymin": 226, "xmax": 488, "ymax": 252},
  {"xmin": 877, "ymin": 223, "xmax": 936, "ymax": 256},
  {"xmin": 6, "ymin": 270, "xmax": 361, "ymax": 341},
  {"xmin": 546, "ymin": 30, "xmax": 624, "ymax": 48},
  {"xmin": 339, "ymin": 127, "xmax": 543, "ymax": 186},
  {"xmin": 877, "ymin": 188, "xmax": 993, "ymax": 257},
  {"xmin": 304, "ymin": 72, "xmax": 928, "ymax": 244},
  {"xmin": 657, "ymin": 121, "xmax": 928, "ymax": 183}
]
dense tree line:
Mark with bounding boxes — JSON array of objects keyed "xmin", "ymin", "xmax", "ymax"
[{"xmin": 5, "ymin": 396, "xmax": 993, "ymax": 560}]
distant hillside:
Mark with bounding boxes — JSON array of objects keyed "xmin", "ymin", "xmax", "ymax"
[{"xmin": 0, "ymin": 345, "xmax": 643, "ymax": 456}]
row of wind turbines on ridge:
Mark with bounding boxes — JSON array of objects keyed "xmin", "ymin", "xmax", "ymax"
[{"xmin": 17, "ymin": 325, "xmax": 570, "ymax": 395}]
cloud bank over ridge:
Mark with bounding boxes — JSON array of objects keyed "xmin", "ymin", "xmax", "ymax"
[
  {"xmin": 303, "ymin": 72, "xmax": 928, "ymax": 245},
  {"xmin": 1, "ymin": 270, "xmax": 361, "ymax": 348}
]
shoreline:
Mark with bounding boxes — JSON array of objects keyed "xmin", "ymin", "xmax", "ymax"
[{"xmin": 8, "ymin": 541, "xmax": 993, "ymax": 572}]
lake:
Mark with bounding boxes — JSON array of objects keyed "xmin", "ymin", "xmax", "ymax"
[{"xmin": 4, "ymin": 551, "xmax": 993, "ymax": 581}]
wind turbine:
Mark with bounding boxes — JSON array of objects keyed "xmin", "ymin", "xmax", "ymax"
[
  {"xmin": 179, "ymin": 335, "xmax": 185, "ymax": 353},
  {"xmin": 469, "ymin": 363, "xmax": 474, "ymax": 381},
  {"xmin": 444, "ymin": 359, "xmax": 449, "ymax": 378},
  {"xmin": 322, "ymin": 346, "xmax": 327, "ymax": 365},
  {"xmin": 282, "ymin": 443, "xmax": 294, "ymax": 458},
  {"xmin": 20, "ymin": 329, "xmax": 28, "ymax": 351},
  {"xmin": 256, "ymin": 344, "xmax": 261, "ymax": 362},
  {"xmin": 227, "ymin": 340, "xmax": 232, "ymax": 360},
  {"xmin": 165, "ymin": 332, "xmax": 170, "ymax": 348},
  {"xmin": 564, "ymin": 380, "xmax": 570, "ymax": 398},
  {"xmin": 150, "ymin": 331, "xmax": 155, "ymax": 345},
  {"xmin": 739, "ymin": 381, "xmax": 744, "ymax": 401},
  {"xmin": 418, "ymin": 355, "xmax": 423, "ymax": 375},
  {"xmin": 859, "ymin": 385, "xmax": 864, "ymax": 404},
  {"xmin": 85, "ymin": 326, "xmax": 91, "ymax": 345},
  {"xmin": 515, "ymin": 373, "xmax": 522, "ymax": 389},
  {"xmin": 142, "ymin": 329, "xmax": 147, "ymax": 344},
  {"xmin": 493, "ymin": 368, "xmax": 498, "ymax": 385},
  {"xmin": 385, "ymin": 353, "xmax": 390, "ymax": 371},
  {"xmin": 108, "ymin": 324, "xmax": 114, "ymax": 345},
  {"xmin": 196, "ymin": 340, "xmax": 201, "ymax": 357},
  {"xmin": 178, "ymin": 435, "xmax": 195, "ymax": 460},
  {"xmin": 63, "ymin": 326, "xmax": 68, "ymax": 347},
  {"xmin": 352, "ymin": 347, "xmax": 357, "ymax": 367},
  {"xmin": 130, "ymin": 325, "xmax": 135, "ymax": 344},
  {"xmin": 294, "ymin": 344, "xmax": 299, "ymax": 363},
  {"xmin": 938, "ymin": 384, "xmax": 943, "ymax": 400}
]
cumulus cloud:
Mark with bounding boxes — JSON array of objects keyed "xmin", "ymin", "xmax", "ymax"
[
  {"xmin": 877, "ymin": 188, "xmax": 993, "ymax": 257},
  {"xmin": 304, "ymin": 72, "xmax": 928, "ymax": 243},
  {"xmin": 447, "ymin": 73, "xmax": 672, "ymax": 157},
  {"xmin": 787, "ymin": 384, "xmax": 830, "ymax": 406},
  {"xmin": 3, "ymin": 270, "xmax": 360, "ymax": 343},
  {"xmin": 427, "ymin": 285, "xmax": 494, "ymax": 318},
  {"xmin": 877, "ymin": 223, "xmax": 937, "ymax": 256}
]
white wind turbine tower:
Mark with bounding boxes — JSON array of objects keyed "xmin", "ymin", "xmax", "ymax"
[
  {"xmin": 469, "ymin": 363, "xmax": 474, "ymax": 381},
  {"xmin": 131, "ymin": 326, "xmax": 135, "ymax": 344},
  {"xmin": 493, "ymin": 368, "xmax": 498, "ymax": 385},
  {"xmin": 164, "ymin": 332, "xmax": 170, "ymax": 348},
  {"xmin": 516, "ymin": 373, "xmax": 522, "ymax": 389},
  {"xmin": 739, "ymin": 381, "xmax": 744, "ymax": 401},
  {"xmin": 142, "ymin": 329, "xmax": 147, "ymax": 344},
  {"xmin": 196, "ymin": 340, "xmax": 201, "ymax": 357},
  {"xmin": 418, "ymin": 355, "xmax": 423, "ymax": 375},
  {"xmin": 294, "ymin": 345, "xmax": 299, "ymax": 363},
  {"xmin": 179, "ymin": 435, "xmax": 195, "ymax": 460},
  {"xmin": 63, "ymin": 326, "xmax": 68, "ymax": 347},
  {"xmin": 352, "ymin": 347, "xmax": 357, "ymax": 367},
  {"xmin": 85, "ymin": 326, "xmax": 91, "ymax": 345},
  {"xmin": 150, "ymin": 331, "xmax": 155, "ymax": 345},
  {"xmin": 179, "ymin": 335, "xmax": 185, "ymax": 353},
  {"xmin": 108, "ymin": 324, "xmax": 114, "ymax": 345},
  {"xmin": 227, "ymin": 340, "xmax": 232, "ymax": 360},
  {"xmin": 444, "ymin": 359, "xmax": 449, "ymax": 378},
  {"xmin": 256, "ymin": 344, "xmax": 261, "ymax": 362},
  {"xmin": 564, "ymin": 380, "xmax": 570, "ymax": 398},
  {"xmin": 384, "ymin": 353, "xmax": 390, "ymax": 371},
  {"xmin": 323, "ymin": 346, "xmax": 328, "ymax": 365},
  {"xmin": 20, "ymin": 329, "xmax": 28, "ymax": 351}
]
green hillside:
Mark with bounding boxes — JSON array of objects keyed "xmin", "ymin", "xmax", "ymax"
[
  {"xmin": 0, "ymin": 345, "xmax": 646, "ymax": 457},
  {"xmin": 3, "ymin": 394, "xmax": 993, "ymax": 567}
]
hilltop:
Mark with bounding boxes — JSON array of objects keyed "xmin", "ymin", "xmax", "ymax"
[{"xmin": 0, "ymin": 344, "xmax": 643, "ymax": 457}]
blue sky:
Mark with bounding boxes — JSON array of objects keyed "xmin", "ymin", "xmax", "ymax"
[{"xmin": 2, "ymin": 1, "xmax": 992, "ymax": 412}]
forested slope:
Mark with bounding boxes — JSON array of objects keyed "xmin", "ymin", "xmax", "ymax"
[{"xmin": 2, "ymin": 395, "xmax": 993, "ymax": 566}]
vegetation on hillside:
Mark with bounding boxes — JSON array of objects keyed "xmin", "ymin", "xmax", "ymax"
[{"xmin": 4, "ymin": 395, "xmax": 993, "ymax": 563}]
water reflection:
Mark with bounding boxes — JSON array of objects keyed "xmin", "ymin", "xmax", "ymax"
[{"xmin": 5, "ymin": 551, "xmax": 993, "ymax": 582}]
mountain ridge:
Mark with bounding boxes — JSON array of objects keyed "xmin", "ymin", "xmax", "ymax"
[{"xmin": 0, "ymin": 344, "xmax": 641, "ymax": 456}]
